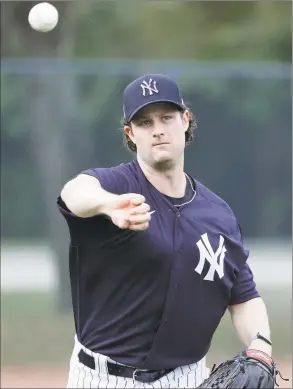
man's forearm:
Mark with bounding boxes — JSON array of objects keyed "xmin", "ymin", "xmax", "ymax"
[
  {"xmin": 61, "ymin": 174, "xmax": 118, "ymax": 218},
  {"xmin": 228, "ymin": 297, "xmax": 272, "ymax": 355}
]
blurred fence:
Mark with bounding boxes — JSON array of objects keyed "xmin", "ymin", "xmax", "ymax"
[
  {"xmin": 1, "ymin": 59, "xmax": 291, "ymax": 240},
  {"xmin": 1, "ymin": 239, "xmax": 291, "ymax": 293}
]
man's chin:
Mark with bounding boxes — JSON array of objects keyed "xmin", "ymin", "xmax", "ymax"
[{"xmin": 152, "ymin": 156, "xmax": 174, "ymax": 171}]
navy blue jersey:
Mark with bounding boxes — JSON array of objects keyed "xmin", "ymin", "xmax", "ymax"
[{"xmin": 57, "ymin": 160, "xmax": 259, "ymax": 370}]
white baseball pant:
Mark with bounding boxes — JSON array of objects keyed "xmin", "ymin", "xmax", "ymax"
[{"xmin": 67, "ymin": 335, "xmax": 210, "ymax": 388}]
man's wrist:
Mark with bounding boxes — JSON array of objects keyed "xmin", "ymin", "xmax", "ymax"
[
  {"xmin": 252, "ymin": 332, "xmax": 272, "ymax": 346},
  {"xmin": 97, "ymin": 193, "xmax": 119, "ymax": 216},
  {"xmin": 248, "ymin": 339, "xmax": 272, "ymax": 356}
]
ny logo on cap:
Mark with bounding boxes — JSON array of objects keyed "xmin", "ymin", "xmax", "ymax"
[{"xmin": 140, "ymin": 79, "xmax": 159, "ymax": 96}]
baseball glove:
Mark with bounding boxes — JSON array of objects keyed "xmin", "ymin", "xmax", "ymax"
[{"xmin": 198, "ymin": 349, "xmax": 289, "ymax": 389}]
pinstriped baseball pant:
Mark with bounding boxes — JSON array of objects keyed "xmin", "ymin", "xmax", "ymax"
[{"xmin": 67, "ymin": 335, "xmax": 210, "ymax": 388}]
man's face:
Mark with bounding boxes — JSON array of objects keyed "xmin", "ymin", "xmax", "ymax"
[{"xmin": 124, "ymin": 102, "xmax": 189, "ymax": 170}]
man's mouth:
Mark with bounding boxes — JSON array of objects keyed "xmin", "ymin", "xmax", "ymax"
[{"xmin": 153, "ymin": 142, "xmax": 169, "ymax": 147}]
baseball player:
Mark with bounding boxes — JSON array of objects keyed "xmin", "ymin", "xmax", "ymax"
[{"xmin": 57, "ymin": 74, "xmax": 275, "ymax": 388}]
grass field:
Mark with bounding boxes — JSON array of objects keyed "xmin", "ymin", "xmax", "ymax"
[{"xmin": 1, "ymin": 291, "xmax": 74, "ymax": 365}]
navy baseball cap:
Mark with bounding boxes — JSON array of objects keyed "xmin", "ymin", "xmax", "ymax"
[{"xmin": 123, "ymin": 74, "xmax": 185, "ymax": 122}]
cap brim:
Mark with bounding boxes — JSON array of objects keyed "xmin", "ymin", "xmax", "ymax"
[{"xmin": 127, "ymin": 99, "xmax": 185, "ymax": 122}]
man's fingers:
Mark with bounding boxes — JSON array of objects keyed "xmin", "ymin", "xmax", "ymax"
[
  {"xmin": 129, "ymin": 193, "xmax": 146, "ymax": 207},
  {"xmin": 117, "ymin": 194, "xmax": 146, "ymax": 209},
  {"xmin": 116, "ymin": 219, "xmax": 129, "ymax": 229},
  {"xmin": 112, "ymin": 203, "xmax": 153, "ymax": 230},
  {"xmin": 129, "ymin": 222, "xmax": 149, "ymax": 231},
  {"xmin": 116, "ymin": 219, "xmax": 149, "ymax": 231},
  {"xmin": 129, "ymin": 203, "xmax": 151, "ymax": 215},
  {"xmin": 130, "ymin": 197, "xmax": 145, "ymax": 206},
  {"xmin": 128, "ymin": 213, "xmax": 151, "ymax": 225}
]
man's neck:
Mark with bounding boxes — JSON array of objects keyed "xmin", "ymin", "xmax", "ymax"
[{"xmin": 137, "ymin": 156, "xmax": 186, "ymax": 198}]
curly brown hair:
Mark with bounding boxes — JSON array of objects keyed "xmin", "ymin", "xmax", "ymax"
[{"xmin": 121, "ymin": 102, "xmax": 197, "ymax": 153}]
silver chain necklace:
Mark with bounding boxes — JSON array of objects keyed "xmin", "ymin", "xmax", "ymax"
[{"xmin": 173, "ymin": 173, "xmax": 196, "ymax": 208}]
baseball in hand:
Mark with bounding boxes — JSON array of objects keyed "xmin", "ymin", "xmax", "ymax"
[{"xmin": 28, "ymin": 2, "xmax": 59, "ymax": 32}]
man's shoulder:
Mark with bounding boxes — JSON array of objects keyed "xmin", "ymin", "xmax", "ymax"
[
  {"xmin": 195, "ymin": 180, "xmax": 241, "ymax": 235},
  {"xmin": 82, "ymin": 160, "xmax": 138, "ymax": 180},
  {"xmin": 196, "ymin": 179, "xmax": 234, "ymax": 214},
  {"xmin": 80, "ymin": 160, "xmax": 140, "ymax": 194}
]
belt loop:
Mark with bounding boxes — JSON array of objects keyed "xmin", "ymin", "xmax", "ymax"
[{"xmin": 132, "ymin": 369, "xmax": 138, "ymax": 381}]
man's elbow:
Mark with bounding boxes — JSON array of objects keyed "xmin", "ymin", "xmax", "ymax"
[{"xmin": 60, "ymin": 181, "xmax": 88, "ymax": 217}]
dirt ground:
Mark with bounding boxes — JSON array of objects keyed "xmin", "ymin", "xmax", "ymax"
[
  {"xmin": 1, "ymin": 357, "xmax": 292, "ymax": 388},
  {"xmin": 1, "ymin": 364, "xmax": 68, "ymax": 388}
]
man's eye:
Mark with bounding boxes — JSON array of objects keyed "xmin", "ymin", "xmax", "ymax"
[
  {"xmin": 163, "ymin": 115, "xmax": 172, "ymax": 120},
  {"xmin": 140, "ymin": 120, "xmax": 151, "ymax": 126}
]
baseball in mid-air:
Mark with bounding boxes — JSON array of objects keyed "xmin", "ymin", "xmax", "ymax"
[{"xmin": 28, "ymin": 2, "xmax": 59, "ymax": 32}]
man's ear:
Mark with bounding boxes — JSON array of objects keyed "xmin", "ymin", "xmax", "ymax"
[
  {"xmin": 182, "ymin": 110, "xmax": 189, "ymax": 132},
  {"xmin": 124, "ymin": 125, "xmax": 135, "ymax": 144}
]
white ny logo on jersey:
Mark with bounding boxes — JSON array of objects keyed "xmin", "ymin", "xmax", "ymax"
[
  {"xmin": 194, "ymin": 233, "xmax": 226, "ymax": 281},
  {"xmin": 140, "ymin": 79, "xmax": 159, "ymax": 96}
]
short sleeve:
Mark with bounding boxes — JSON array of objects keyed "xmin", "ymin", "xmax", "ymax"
[
  {"xmin": 56, "ymin": 196, "xmax": 77, "ymax": 218},
  {"xmin": 80, "ymin": 165, "xmax": 133, "ymax": 195},
  {"xmin": 228, "ymin": 220, "xmax": 260, "ymax": 305},
  {"xmin": 229, "ymin": 260, "xmax": 260, "ymax": 305}
]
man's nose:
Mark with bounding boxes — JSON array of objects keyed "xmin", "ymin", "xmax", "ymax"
[{"xmin": 152, "ymin": 123, "xmax": 165, "ymax": 137}]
